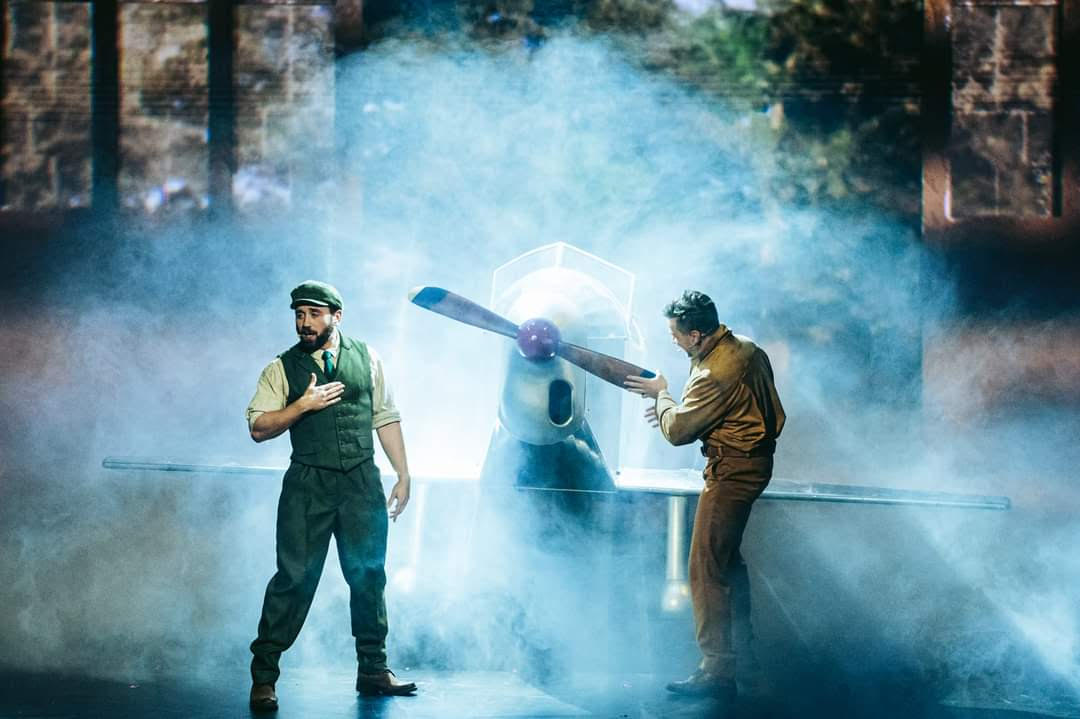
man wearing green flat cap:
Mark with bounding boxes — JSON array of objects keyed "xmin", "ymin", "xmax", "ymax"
[{"xmin": 245, "ymin": 280, "xmax": 417, "ymax": 710}]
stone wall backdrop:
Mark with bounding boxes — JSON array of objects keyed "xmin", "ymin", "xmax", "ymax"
[
  {"xmin": 947, "ymin": 0, "xmax": 1057, "ymax": 218},
  {"xmin": 1, "ymin": 1, "xmax": 92, "ymax": 211},
  {"xmin": 923, "ymin": 0, "xmax": 1078, "ymax": 423},
  {"xmin": 234, "ymin": 2, "xmax": 334, "ymax": 211},
  {"xmin": 119, "ymin": 2, "xmax": 209, "ymax": 213}
]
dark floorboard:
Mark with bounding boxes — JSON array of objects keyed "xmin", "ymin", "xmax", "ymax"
[{"xmin": 0, "ymin": 669, "xmax": 1074, "ymax": 719}]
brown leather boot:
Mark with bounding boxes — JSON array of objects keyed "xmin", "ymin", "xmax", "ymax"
[
  {"xmin": 355, "ymin": 669, "xmax": 417, "ymax": 696},
  {"xmin": 666, "ymin": 669, "xmax": 736, "ymax": 700},
  {"xmin": 249, "ymin": 683, "xmax": 278, "ymax": 711}
]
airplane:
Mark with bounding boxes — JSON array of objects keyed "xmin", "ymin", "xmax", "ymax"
[{"xmin": 104, "ymin": 243, "xmax": 1009, "ymax": 613}]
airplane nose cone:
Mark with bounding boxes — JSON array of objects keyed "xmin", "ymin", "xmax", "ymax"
[{"xmin": 516, "ymin": 318, "xmax": 561, "ymax": 360}]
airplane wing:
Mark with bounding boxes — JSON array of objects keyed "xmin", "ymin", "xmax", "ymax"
[
  {"xmin": 101, "ymin": 457, "xmax": 1010, "ymax": 510},
  {"xmin": 614, "ymin": 468, "xmax": 1009, "ymax": 509}
]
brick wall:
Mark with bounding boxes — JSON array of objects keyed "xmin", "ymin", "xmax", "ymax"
[
  {"xmin": 947, "ymin": 0, "xmax": 1057, "ymax": 218},
  {"xmin": 1, "ymin": 1, "xmax": 92, "ymax": 211},
  {"xmin": 119, "ymin": 2, "xmax": 209, "ymax": 212},
  {"xmin": 925, "ymin": 0, "xmax": 1078, "ymax": 422},
  {"xmin": 2, "ymin": 1, "xmax": 1062, "ymax": 217},
  {"xmin": 234, "ymin": 3, "xmax": 334, "ymax": 210},
  {"xmin": 1, "ymin": 0, "xmax": 335, "ymax": 215}
]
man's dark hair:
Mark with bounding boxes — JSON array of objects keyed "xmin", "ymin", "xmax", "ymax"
[{"xmin": 663, "ymin": 290, "xmax": 720, "ymax": 335}]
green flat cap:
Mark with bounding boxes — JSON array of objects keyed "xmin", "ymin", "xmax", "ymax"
[{"xmin": 290, "ymin": 281, "xmax": 343, "ymax": 310}]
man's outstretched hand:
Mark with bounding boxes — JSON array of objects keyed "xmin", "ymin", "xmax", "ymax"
[{"xmin": 624, "ymin": 372, "xmax": 668, "ymax": 399}]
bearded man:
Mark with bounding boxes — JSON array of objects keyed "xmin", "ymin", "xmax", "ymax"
[{"xmin": 245, "ymin": 281, "xmax": 416, "ymax": 710}]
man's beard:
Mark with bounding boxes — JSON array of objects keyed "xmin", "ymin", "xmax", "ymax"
[{"xmin": 298, "ymin": 324, "xmax": 334, "ymax": 351}]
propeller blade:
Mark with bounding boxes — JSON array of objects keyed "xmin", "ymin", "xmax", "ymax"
[
  {"xmin": 556, "ymin": 341, "xmax": 656, "ymax": 388},
  {"xmin": 409, "ymin": 286, "xmax": 519, "ymax": 339},
  {"xmin": 409, "ymin": 286, "xmax": 654, "ymax": 389}
]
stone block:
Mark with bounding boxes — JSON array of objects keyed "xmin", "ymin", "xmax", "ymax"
[
  {"xmin": 948, "ymin": 1, "xmax": 1059, "ymax": 218},
  {"xmin": 6, "ymin": 1, "xmax": 46, "ymax": 55},
  {"xmin": 999, "ymin": 5, "xmax": 1054, "ymax": 62},
  {"xmin": 957, "ymin": 0, "xmax": 1057, "ymax": 6},
  {"xmin": 2, "ymin": 1, "xmax": 91, "ymax": 210},
  {"xmin": 948, "ymin": 109, "xmax": 1054, "ymax": 217},
  {"xmin": 952, "ymin": 72, "xmax": 995, "ymax": 115},
  {"xmin": 118, "ymin": 2, "xmax": 208, "ymax": 213},
  {"xmin": 951, "ymin": 5, "xmax": 996, "ymax": 73},
  {"xmin": 948, "ymin": 112, "xmax": 1015, "ymax": 216},
  {"xmin": 233, "ymin": 3, "xmax": 334, "ymax": 211},
  {"xmin": 998, "ymin": 6, "xmax": 1055, "ymax": 111},
  {"xmin": 997, "ymin": 111, "xmax": 1053, "ymax": 215},
  {"xmin": 948, "ymin": 154, "xmax": 997, "ymax": 218},
  {"xmin": 951, "ymin": 4, "xmax": 1056, "ymax": 112}
]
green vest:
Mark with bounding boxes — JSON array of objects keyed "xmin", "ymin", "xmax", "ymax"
[{"xmin": 279, "ymin": 333, "xmax": 374, "ymax": 472}]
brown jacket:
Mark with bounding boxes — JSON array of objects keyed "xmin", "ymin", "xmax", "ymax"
[{"xmin": 655, "ymin": 325, "xmax": 785, "ymax": 454}]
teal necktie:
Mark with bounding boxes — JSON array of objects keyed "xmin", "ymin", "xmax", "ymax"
[{"xmin": 323, "ymin": 350, "xmax": 334, "ymax": 378}]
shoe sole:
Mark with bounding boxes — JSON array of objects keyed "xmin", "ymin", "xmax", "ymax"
[
  {"xmin": 249, "ymin": 699, "xmax": 279, "ymax": 712},
  {"xmin": 356, "ymin": 684, "xmax": 417, "ymax": 697}
]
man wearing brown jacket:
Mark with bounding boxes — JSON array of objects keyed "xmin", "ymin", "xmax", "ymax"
[{"xmin": 625, "ymin": 290, "xmax": 785, "ymax": 701}]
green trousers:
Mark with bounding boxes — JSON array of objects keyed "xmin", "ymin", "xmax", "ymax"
[{"xmin": 250, "ymin": 459, "xmax": 388, "ymax": 685}]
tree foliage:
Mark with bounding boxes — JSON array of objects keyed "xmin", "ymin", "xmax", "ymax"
[
  {"xmin": 627, "ymin": 0, "xmax": 922, "ymax": 218},
  {"xmin": 451, "ymin": 0, "xmax": 922, "ymax": 219}
]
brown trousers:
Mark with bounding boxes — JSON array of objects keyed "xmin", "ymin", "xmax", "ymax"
[{"xmin": 689, "ymin": 454, "xmax": 772, "ymax": 678}]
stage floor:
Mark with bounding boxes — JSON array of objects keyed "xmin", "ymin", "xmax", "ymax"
[{"xmin": 0, "ymin": 668, "xmax": 1073, "ymax": 719}]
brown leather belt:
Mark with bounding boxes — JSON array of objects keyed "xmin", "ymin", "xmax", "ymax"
[{"xmin": 701, "ymin": 441, "xmax": 775, "ymax": 459}]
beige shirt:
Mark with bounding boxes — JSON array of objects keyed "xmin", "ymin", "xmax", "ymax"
[
  {"xmin": 655, "ymin": 325, "xmax": 785, "ymax": 452},
  {"xmin": 245, "ymin": 332, "xmax": 401, "ymax": 430}
]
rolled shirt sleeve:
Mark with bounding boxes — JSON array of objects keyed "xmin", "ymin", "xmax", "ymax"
[
  {"xmin": 368, "ymin": 346, "xmax": 402, "ymax": 429},
  {"xmin": 246, "ymin": 359, "xmax": 288, "ymax": 430}
]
